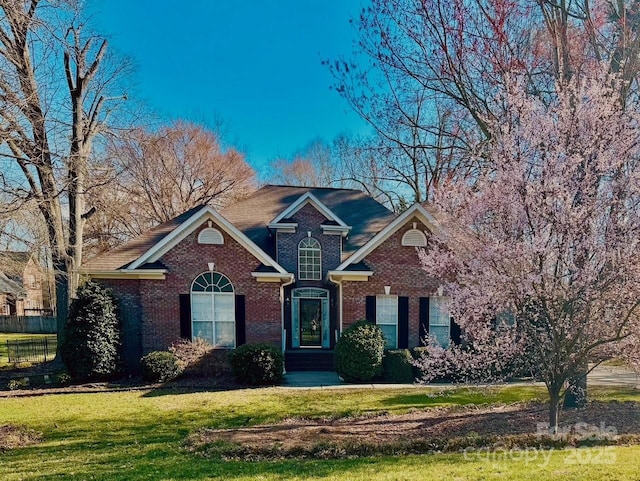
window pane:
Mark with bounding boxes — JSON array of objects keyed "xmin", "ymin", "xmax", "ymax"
[
  {"xmin": 192, "ymin": 294, "xmax": 212, "ymax": 321},
  {"xmin": 376, "ymin": 296, "xmax": 398, "ymax": 325},
  {"xmin": 429, "ymin": 296, "xmax": 450, "ymax": 326},
  {"xmin": 379, "ymin": 324, "xmax": 397, "ymax": 349},
  {"xmin": 193, "ymin": 321, "xmax": 213, "ymax": 344},
  {"xmin": 430, "ymin": 326, "xmax": 450, "ymax": 348},
  {"xmin": 215, "ymin": 321, "xmax": 235, "ymax": 347},
  {"xmin": 214, "ymin": 294, "xmax": 235, "ymax": 322}
]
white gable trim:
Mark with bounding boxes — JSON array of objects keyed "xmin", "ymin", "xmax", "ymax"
[
  {"xmin": 336, "ymin": 204, "xmax": 438, "ymax": 270},
  {"xmin": 127, "ymin": 206, "xmax": 288, "ymax": 274},
  {"xmin": 270, "ymin": 192, "xmax": 350, "ymax": 228}
]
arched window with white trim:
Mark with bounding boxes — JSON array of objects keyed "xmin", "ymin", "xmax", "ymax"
[
  {"xmin": 191, "ymin": 272, "xmax": 235, "ymax": 347},
  {"xmin": 298, "ymin": 237, "xmax": 321, "ymax": 280}
]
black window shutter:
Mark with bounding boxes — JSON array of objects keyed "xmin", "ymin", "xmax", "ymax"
[
  {"xmin": 450, "ymin": 318, "xmax": 461, "ymax": 345},
  {"xmin": 398, "ymin": 296, "xmax": 409, "ymax": 349},
  {"xmin": 179, "ymin": 294, "xmax": 192, "ymax": 340},
  {"xmin": 419, "ymin": 297, "xmax": 429, "ymax": 346},
  {"xmin": 365, "ymin": 296, "xmax": 376, "ymax": 324},
  {"xmin": 235, "ymin": 295, "xmax": 246, "ymax": 346}
]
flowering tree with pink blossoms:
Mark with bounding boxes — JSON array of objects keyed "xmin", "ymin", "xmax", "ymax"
[{"xmin": 417, "ymin": 70, "xmax": 640, "ymax": 433}]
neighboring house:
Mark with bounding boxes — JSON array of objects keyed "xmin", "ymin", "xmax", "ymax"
[
  {"xmin": 0, "ymin": 251, "xmax": 52, "ymax": 316},
  {"xmin": 82, "ymin": 185, "xmax": 460, "ymax": 371}
]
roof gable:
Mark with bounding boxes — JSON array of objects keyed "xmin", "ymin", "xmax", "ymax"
[
  {"xmin": 270, "ymin": 192, "xmax": 349, "ymax": 228},
  {"xmin": 336, "ymin": 203, "xmax": 438, "ymax": 270},
  {"xmin": 83, "ymin": 205, "xmax": 287, "ymax": 275},
  {"xmin": 222, "ymin": 185, "xmax": 396, "ymax": 258}
]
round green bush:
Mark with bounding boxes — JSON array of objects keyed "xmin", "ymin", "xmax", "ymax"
[
  {"xmin": 228, "ymin": 343, "xmax": 284, "ymax": 386},
  {"xmin": 61, "ymin": 281, "xmax": 120, "ymax": 381},
  {"xmin": 140, "ymin": 351, "xmax": 183, "ymax": 382},
  {"xmin": 382, "ymin": 349, "xmax": 415, "ymax": 383},
  {"xmin": 335, "ymin": 320, "xmax": 386, "ymax": 382}
]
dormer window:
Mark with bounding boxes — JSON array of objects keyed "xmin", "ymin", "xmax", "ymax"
[
  {"xmin": 198, "ymin": 227, "xmax": 224, "ymax": 245},
  {"xmin": 298, "ymin": 237, "xmax": 321, "ymax": 280},
  {"xmin": 401, "ymin": 223, "xmax": 427, "ymax": 247}
]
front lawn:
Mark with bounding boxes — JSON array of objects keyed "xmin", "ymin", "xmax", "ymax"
[
  {"xmin": 0, "ymin": 385, "xmax": 638, "ymax": 480},
  {"xmin": 0, "ymin": 333, "xmax": 57, "ymax": 367}
]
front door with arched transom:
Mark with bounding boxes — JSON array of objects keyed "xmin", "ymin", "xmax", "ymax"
[{"xmin": 291, "ymin": 288, "xmax": 330, "ymax": 348}]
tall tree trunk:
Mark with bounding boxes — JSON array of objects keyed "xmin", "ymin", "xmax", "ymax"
[{"xmin": 548, "ymin": 387, "xmax": 562, "ymax": 434}]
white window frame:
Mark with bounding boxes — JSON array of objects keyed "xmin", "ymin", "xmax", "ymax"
[
  {"xmin": 1, "ymin": 304, "xmax": 9, "ymax": 316},
  {"xmin": 27, "ymin": 275, "xmax": 36, "ymax": 288},
  {"xmin": 190, "ymin": 272, "xmax": 235, "ymax": 348},
  {"xmin": 298, "ymin": 237, "xmax": 322, "ymax": 280},
  {"xmin": 429, "ymin": 296, "xmax": 451, "ymax": 348},
  {"xmin": 376, "ymin": 295, "xmax": 398, "ymax": 349}
]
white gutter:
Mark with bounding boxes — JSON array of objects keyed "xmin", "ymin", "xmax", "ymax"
[
  {"xmin": 279, "ymin": 274, "xmax": 296, "ymax": 373},
  {"xmin": 328, "ymin": 273, "xmax": 344, "ymax": 341}
]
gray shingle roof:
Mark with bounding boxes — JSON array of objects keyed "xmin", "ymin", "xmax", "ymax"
[
  {"xmin": 221, "ymin": 185, "xmax": 396, "ymax": 258},
  {"xmin": 0, "ymin": 271, "xmax": 24, "ymax": 296},
  {"xmin": 82, "ymin": 185, "xmax": 396, "ymax": 271},
  {"xmin": 82, "ymin": 205, "xmax": 206, "ymax": 271}
]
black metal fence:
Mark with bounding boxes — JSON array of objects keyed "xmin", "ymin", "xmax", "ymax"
[{"xmin": 6, "ymin": 337, "xmax": 56, "ymax": 363}]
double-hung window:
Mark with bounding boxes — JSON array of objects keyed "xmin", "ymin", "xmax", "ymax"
[
  {"xmin": 376, "ymin": 296, "xmax": 398, "ymax": 349},
  {"xmin": 429, "ymin": 296, "xmax": 451, "ymax": 347},
  {"xmin": 191, "ymin": 272, "xmax": 235, "ymax": 348}
]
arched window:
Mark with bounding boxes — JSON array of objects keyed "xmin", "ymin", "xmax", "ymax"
[
  {"xmin": 191, "ymin": 272, "xmax": 235, "ymax": 347},
  {"xmin": 198, "ymin": 227, "xmax": 224, "ymax": 245},
  {"xmin": 298, "ymin": 237, "xmax": 321, "ymax": 280},
  {"xmin": 401, "ymin": 228, "xmax": 427, "ymax": 247}
]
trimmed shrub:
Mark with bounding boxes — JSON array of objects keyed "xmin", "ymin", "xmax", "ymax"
[
  {"xmin": 61, "ymin": 281, "xmax": 120, "ymax": 381},
  {"xmin": 382, "ymin": 349, "xmax": 415, "ymax": 383},
  {"xmin": 335, "ymin": 320, "xmax": 385, "ymax": 382},
  {"xmin": 228, "ymin": 343, "xmax": 284, "ymax": 386},
  {"xmin": 140, "ymin": 351, "xmax": 183, "ymax": 382},
  {"xmin": 169, "ymin": 338, "xmax": 231, "ymax": 378},
  {"xmin": 410, "ymin": 346, "xmax": 430, "ymax": 379}
]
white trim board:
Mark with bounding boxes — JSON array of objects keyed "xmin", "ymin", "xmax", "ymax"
[
  {"xmin": 337, "ymin": 203, "xmax": 438, "ymax": 271},
  {"xmin": 127, "ymin": 206, "xmax": 287, "ymax": 274},
  {"xmin": 270, "ymin": 192, "xmax": 350, "ymax": 229}
]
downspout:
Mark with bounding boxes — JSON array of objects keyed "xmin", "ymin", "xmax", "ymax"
[
  {"xmin": 328, "ymin": 273, "xmax": 343, "ymax": 345},
  {"xmin": 280, "ymin": 274, "xmax": 295, "ymax": 372}
]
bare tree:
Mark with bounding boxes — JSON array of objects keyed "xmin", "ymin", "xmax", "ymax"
[
  {"xmin": 85, "ymin": 121, "xmax": 255, "ymax": 252},
  {"xmin": 0, "ymin": 0, "xmax": 129, "ymax": 340},
  {"xmin": 329, "ymin": 0, "xmax": 640, "ymax": 201}
]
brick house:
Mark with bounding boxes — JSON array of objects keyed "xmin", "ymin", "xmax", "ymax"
[
  {"xmin": 82, "ymin": 185, "xmax": 459, "ymax": 371},
  {"xmin": 0, "ymin": 251, "xmax": 52, "ymax": 316}
]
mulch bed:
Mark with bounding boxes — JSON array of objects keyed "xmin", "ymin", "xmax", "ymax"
[{"xmin": 186, "ymin": 401, "xmax": 640, "ymax": 459}]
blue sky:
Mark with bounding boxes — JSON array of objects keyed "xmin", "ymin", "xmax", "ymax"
[{"xmin": 88, "ymin": 0, "xmax": 371, "ymax": 177}]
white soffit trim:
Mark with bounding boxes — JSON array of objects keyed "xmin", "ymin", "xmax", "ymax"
[
  {"xmin": 327, "ymin": 270, "xmax": 373, "ymax": 281},
  {"xmin": 81, "ymin": 269, "xmax": 168, "ymax": 280},
  {"xmin": 336, "ymin": 204, "xmax": 438, "ymax": 270},
  {"xmin": 127, "ymin": 206, "xmax": 288, "ymax": 274},
  {"xmin": 270, "ymin": 192, "xmax": 350, "ymax": 228},
  {"xmin": 251, "ymin": 272, "xmax": 295, "ymax": 283}
]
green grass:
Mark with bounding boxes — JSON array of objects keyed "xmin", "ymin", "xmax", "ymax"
[
  {"xmin": 0, "ymin": 384, "xmax": 638, "ymax": 480},
  {"xmin": 0, "ymin": 333, "xmax": 57, "ymax": 367}
]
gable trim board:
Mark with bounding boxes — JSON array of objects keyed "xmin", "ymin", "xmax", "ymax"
[
  {"xmin": 124, "ymin": 206, "xmax": 288, "ymax": 275},
  {"xmin": 269, "ymin": 192, "xmax": 352, "ymax": 236},
  {"xmin": 335, "ymin": 203, "xmax": 438, "ymax": 271}
]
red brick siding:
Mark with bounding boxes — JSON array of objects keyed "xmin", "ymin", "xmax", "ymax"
[
  {"xmin": 341, "ymin": 217, "xmax": 441, "ymax": 348},
  {"xmin": 101, "ymin": 219, "xmax": 282, "ymax": 357},
  {"xmin": 276, "ymin": 203, "xmax": 342, "ymax": 278}
]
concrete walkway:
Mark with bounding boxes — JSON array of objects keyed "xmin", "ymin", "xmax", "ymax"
[{"xmin": 281, "ymin": 365, "xmax": 639, "ymax": 390}]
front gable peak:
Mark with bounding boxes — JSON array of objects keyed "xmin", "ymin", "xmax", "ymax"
[{"xmin": 268, "ymin": 192, "xmax": 351, "ymax": 237}]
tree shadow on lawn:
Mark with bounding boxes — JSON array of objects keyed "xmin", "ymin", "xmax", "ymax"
[{"xmin": 187, "ymin": 400, "xmax": 640, "ymax": 459}]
